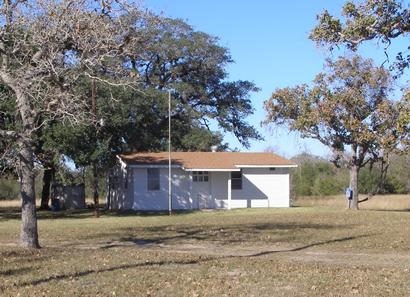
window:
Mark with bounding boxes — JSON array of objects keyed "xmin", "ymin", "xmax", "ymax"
[
  {"xmin": 193, "ymin": 171, "xmax": 209, "ymax": 182},
  {"xmin": 231, "ymin": 171, "xmax": 242, "ymax": 190},
  {"xmin": 147, "ymin": 168, "xmax": 160, "ymax": 191}
]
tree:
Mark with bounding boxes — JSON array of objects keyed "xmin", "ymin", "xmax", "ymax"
[
  {"xmin": 132, "ymin": 17, "xmax": 262, "ymax": 148},
  {"xmin": 263, "ymin": 55, "xmax": 402, "ymax": 209},
  {"xmin": 291, "ymin": 153, "xmax": 349, "ymax": 197},
  {"xmin": 398, "ymin": 90, "xmax": 410, "ymax": 144},
  {"xmin": 35, "ymin": 15, "xmax": 260, "ymax": 211},
  {"xmin": 1, "ymin": 84, "xmax": 58, "ymax": 210},
  {"xmin": 310, "ymin": 0, "xmax": 410, "ymax": 75},
  {"xmin": 34, "ymin": 121, "xmax": 59, "ymax": 211},
  {"xmin": 0, "ymin": 0, "xmax": 151, "ymax": 248}
]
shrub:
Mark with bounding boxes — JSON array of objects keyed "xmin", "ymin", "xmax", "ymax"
[{"xmin": 0, "ymin": 178, "xmax": 19, "ymax": 200}]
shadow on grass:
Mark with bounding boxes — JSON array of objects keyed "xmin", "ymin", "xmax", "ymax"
[
  {"xmin": 248, "ymin": 234, "xmax": 373, "ymax": 257},
  {"xmin": 0, "ymin": 208, "xmax": 95, "ymax": 221},
  {"xmin": 0, "ymin": 207, "xmax": 20, "ymax": 221},
  {"xmin": 13, "ymin": 234, "xmax": 371, "ymax": 288},
  {"xmin": 1, "ymin": 205, "xmax": 408, "ymax": 222},
  {"xmin": 363, "ymin": 208, "xmax": 410, "ymax": 213},
  {"xmin": 0, "ymin": 207, "xmax": 211, "ymax": 221},
  {"xmin": 89, "ymin": 221, "xmax": 352, "ymax": 248},
  {"xmin": 0, "ymin": 266, "xmax": 33, "ymax": 276}
]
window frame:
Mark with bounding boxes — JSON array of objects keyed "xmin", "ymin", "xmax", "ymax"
[
  {"xmin": 192, "ymin": 171, "xmax": 209, "ymax": 182},
  {"xmin": 147, "ymin": 168, "xmax": 160, "ymax": 191}
]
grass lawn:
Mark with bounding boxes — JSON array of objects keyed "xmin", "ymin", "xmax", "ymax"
[{"xmin": 1, "ymin": 196, "xmax": 410, "ymax": 296}]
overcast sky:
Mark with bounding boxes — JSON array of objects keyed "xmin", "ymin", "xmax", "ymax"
[{"xmin": 145, "ymin": 0, "xmax": 409, "ymax": 158}]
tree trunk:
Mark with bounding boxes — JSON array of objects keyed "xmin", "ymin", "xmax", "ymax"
[
  {"xmin": 92, "ymin": 163, "xmax": 100, "ymax": 218},
  {"xmin": 106, "ymin": 174, "xmax": 111, "ymax": 210},
  {"xmin": 39, "ymin": 166, "xmax": 54, "ymax": 210},
  {"xmin": 90, "ymin": 79, "xmax": 100, "ymax": 218},
  {"xmin": 19, "ymin": 138, "xmax": 40, "ymax": 248},
  {"xmin": 349, "ymin": 165, "xmax": 359, "ymax": 210},
  {"xmin": 15, "ymin": 87, "xmax": 40, "ymax": 248}
]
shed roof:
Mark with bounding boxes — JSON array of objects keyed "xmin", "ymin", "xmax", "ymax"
[{"xmin": 118, "ymin": 152, "xmax": 296, "ymax": 170}]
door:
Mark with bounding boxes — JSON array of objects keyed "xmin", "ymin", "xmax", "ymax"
[{"xmin": 191, "ymin": 171, "xmax": 212, "ymax": 209}]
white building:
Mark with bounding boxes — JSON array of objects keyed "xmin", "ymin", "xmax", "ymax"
[{"xmin": 107, "ymin": 152, "xmax": 297, "ymax": 211}]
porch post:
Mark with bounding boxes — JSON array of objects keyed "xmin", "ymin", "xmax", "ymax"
[
  {"xmin": 227, "ymin": 172, "xmax": 231, "ymax": 210},
  {"xmin": 189, "ymin": 172, "xmax": 193, "ymax": 208}
]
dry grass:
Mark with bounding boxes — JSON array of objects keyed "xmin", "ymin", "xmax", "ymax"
[
  {"xmin": 1, "ymin": 196, "xmax": 410, "ymax": 296},
  {"xmin": 0, "ymin": 198, "xmax": 99, "ymax": 208},
  {"xmin": 0, "ymin": 199, "xmax": 32, "ymax": 208},
  {"xmin": 296, "ymin": 194, "xmax": 410, "ymax": 210}
]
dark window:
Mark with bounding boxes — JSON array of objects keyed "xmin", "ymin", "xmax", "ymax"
[
  {"xmin": 231, "ymin": 171, "xmax": 242, "ymax": 190},
  {"xmin": 147, "ymin": 168, "xmax": 160, "ymax": 191},
  {"xmin": 193, "ymin": 171, "xmax": 209, "ymax": 182}
]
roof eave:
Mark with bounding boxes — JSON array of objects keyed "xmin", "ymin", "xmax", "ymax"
[
  {"xmin": 183, "ymin": 168, "xmax": 240, "ymax": 172},
  {"xmin": 235, "ymin": 164, "xmax": 298, "ymax": 168}
]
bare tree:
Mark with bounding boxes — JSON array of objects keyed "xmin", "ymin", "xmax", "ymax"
[{"xmin": 0, "ymin": 0, "xmax": 151, "ymax": 248}]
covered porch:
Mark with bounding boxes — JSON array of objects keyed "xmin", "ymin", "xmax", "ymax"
[{"xmin": 185, "ymin": 167, "xmax": 290, "ymax": 210}]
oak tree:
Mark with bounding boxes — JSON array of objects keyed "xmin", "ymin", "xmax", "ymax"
[
  {"xmin": 43, "ymin": 16, "xmax": 261, "ymax": 213},
  {"xmin": 134, "ymin": 17, "xmax": 262, "ymax": 148},
  {"xmin": 263, "ymin": 55, "xmax": 402, "ymax": 209},
  {"xmin": 0, "ymin": 0, "xmax": 150, "ymax": 248}
]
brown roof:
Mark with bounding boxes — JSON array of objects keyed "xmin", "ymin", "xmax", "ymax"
[{"xmin": 119, "ymin": 152, "xmax": 296, "ymax": 169}]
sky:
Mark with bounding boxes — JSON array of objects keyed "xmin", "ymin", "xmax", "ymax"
[{"xmin": 144, "ymin": 0, "xmax": 409, "ymax": 158}]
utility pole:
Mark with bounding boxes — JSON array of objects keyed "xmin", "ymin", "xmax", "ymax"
[
  {"xmin": 168, "ymin": 90, "xmax": 172, "ymax": 216},
  {"xmin": 91, "ymin": 79, "xmax": 99, "ymax": 218}
]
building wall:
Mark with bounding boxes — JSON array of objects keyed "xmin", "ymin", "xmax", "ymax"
[
  {"xmin": 110, "ymin": 166, "xmax": 291, "ymax": 210},
  {"xmin": 240, "ymin": 167, "xmax": 290, "ymax": 207},
  {"xmin": 210, "ymin": 171, "xmax": 227, "ymax": 208},
  {"xmin": 213, "ymin": 168, "xmax": 290, "ymax": 208},
  {"xmin": 53, "ymin": 184, "xmax": 86, "ymax": 209},
  {"xmin": 132, "ymin": 168, "xmax": 192, "ymax": 211}
]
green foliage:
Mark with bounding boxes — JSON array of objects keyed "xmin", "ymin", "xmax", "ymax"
[
  {"xmin": 39, "ymin": 15, "xmax": 261, "ymax": 176},
  {"xmin": 358, "ymin": 167, "xmax": 380, "ymax": 194},
  {"xmin": 312, "ymin": 176, "xmax": 342, "ymax": 196},
  {"xmin": 135, "ymin": 17, "xmax": 262, "ymax": 148},
  {"xmin": 179, "ymin": 127, "xmax": 228, "ymax": 152},
  {"xmin": 1, "ymin": 10, "xmax": 261, "ymax": 189},
  {"xmin": 292, "ymin": 155, "xmax": 348, "ymax": 196},
  {"xmin": 385, "ymin": 175, "xmax": 407, "ymax": 194},
  {"xmin": 358, "ymin": 165, "xmax": 408, "ymax": 195},
  {"xmin": 0, "ymin": 173, "xmax": 43, "ymax": 200},
  {"xmin": 0, "ymin": 178, "xmax": 19, "ymax": 200},
  {"xmin": 377, "ymin": 153, "xmax": 410, "ymax": 194},
  {"xmin": 0, "ymin": 86, "xmax": 18, "ymax": 174},
  {"xmin": 292, "ymin": 153, "xmax": 410, "ymax": 197}
]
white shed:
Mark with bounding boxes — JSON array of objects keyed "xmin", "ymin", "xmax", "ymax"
[{"xmin": 107, "ymin": 152, "xmax": 297, "ymax": 211}]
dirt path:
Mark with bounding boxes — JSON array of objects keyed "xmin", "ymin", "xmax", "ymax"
[
  {"xmin": 151, "ymin": 242, "xmax": 410, "ymax": 268},
  {"xmin": 39, "ymin": 239, "xmax": 410, "ymax": 269},
  {"xmin": 3, "ymin": 237, "xmax": 410, "ymax": 269}
]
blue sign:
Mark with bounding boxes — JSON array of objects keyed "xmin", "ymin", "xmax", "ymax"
[{"xmin": 345, "ymin": 188, "xmax": 353, "ymax": 200}]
